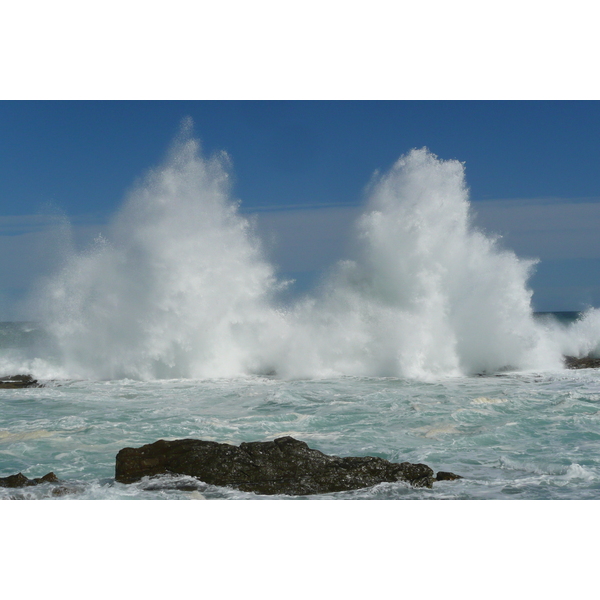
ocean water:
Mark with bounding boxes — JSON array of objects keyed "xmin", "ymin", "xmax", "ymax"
[{"xmin": 2, "ymin": 125, "xmax": 600, "ymax": 500}]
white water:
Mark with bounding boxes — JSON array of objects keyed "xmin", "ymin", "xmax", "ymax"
[{"xmin": 18, "ymin": 121, "xmax": 600, "ymax": 381}]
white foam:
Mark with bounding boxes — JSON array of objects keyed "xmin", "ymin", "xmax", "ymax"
[
  {"xmin": 0, "ymin": 429, "xmax": 56, "ymax": 443},
  {"xmin": 422, "ymin": 424, "xmax": 461, "ymax": 438},
  {"xmin": 472, "ymin": 397, "xmax": 508, "ymax": 404},
  {"xmin": 563, "ymin": 463, "xmax": 597, "ymax": 482}
]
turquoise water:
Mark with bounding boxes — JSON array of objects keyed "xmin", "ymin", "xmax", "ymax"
[{"xmin": 2, "ymin": 320, "xmax": 600, "ymax": 500}]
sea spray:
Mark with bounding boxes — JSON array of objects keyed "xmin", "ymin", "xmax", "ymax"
[
  {"xmin": 35, "ymin": 121, "xmax": 286, "ymax": 379},
  {"xmin": 276, "ymin": 148, "xmax": 562, "ymax": 378},
  {"xmin": 28, "ymin": 124, "xmax": 593, "ymax": 380},
  {"xmin": 537, "ymin": 308, "xmax": 600, "ymax": 360}
]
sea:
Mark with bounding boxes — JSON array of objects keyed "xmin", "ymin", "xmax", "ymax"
[
  {"xmin": 2, "ymin": 136, "xmax": 600, "ymax": 502},
  {"xmin": 2, "ymin": 315, "xmax": 600, "ymax": 500}
]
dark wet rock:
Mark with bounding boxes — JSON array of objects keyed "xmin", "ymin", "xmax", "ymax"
[
  {"xmin": 115, "ymin": 436, "xmax": 445, "ymax": 495},
  {"xmin": 436, "ymin": 471, "xmax": 463, "ymax": 481},
  {"xmin": 35, "ymin": 472, "xmax": 59, "ymax": 484},
  {"xmin": 0, "ymin": 471, "xmax": 59, "ymax": 488},
  {"xmin": 0, "ymin": 472, "xmax": 31, "ymax": 487},
  {"xmin": 0, "ymin": 374, "xmax": 41, "ymax": 388},
  {"xmin": 564, "ymin": 356, "xmax": 600, "ymax": 369}
]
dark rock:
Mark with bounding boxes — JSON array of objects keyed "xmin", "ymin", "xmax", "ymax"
[
  {"xmin": 436, "ymin": 471, "xmax": 463, "ymax": 481},
  {"xmin": 0, "ymin": 472, "xmax": 31, "ymax": 487},
  {"xmin": 115, "ymin": 436, "xmax": 443, "ymax": 495},
  {"xmin": 0, "ymin": 374, "xmax": 41, "ymax": 388},
  {"xmin": 564, "ymin": 356, "xmax": 600, "ymax": 369},
  {"xmin": 0, "ymin": 471, "xmax": 59, "ymax": 488},
  {"xmin": 34, "ymin": 472, "xmax": 59, "ymax": 484}
]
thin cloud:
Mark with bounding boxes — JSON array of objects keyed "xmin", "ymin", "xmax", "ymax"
[{"xmin": 472, "ymin": 197, "xmax": 600, "ymax": 260}]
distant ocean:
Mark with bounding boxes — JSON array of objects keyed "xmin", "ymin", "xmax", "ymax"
[{"xmin": 2, "ymin": 139, "xmax": 600, "ymax": 500}]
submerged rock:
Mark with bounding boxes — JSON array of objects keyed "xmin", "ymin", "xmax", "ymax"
[
  {"xmin": 564, "ymin": 356, "xmax": 600, "ymax": 369},
  {"xmin": 0, "ymin": 374, "xmax": 41, "ymax": 388},
  {"xmin": 115, "ymin": 436, "xmax": 446, "ymax": 495}
]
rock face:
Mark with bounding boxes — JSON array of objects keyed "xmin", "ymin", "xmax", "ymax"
[
  {"xmin": 0, "ymin": 374, "xmax": 41, "ymax": 388},
  {"xmin": 564, "ymin": 356, "xmax": 600, "ymax": 369},
  {"xmin": 115, "ymin": 436, "xmax": 449, "ymax": 495}
]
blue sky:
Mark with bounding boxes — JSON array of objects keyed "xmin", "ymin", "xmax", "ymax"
[{"xmin": 1, "ymin": 100, "xmax": 600, "ymax": 317}]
